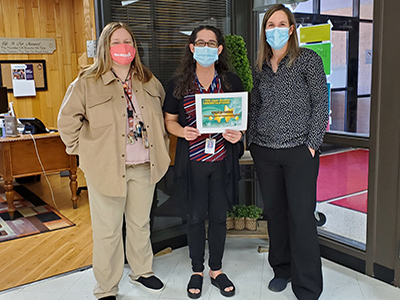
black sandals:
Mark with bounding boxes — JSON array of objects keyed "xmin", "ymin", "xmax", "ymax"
[
  {"xmin": 211, "ymin": 273, "xmax": 235, "ymax": 297},
  {"xmin": 187, "ymin": 274, "xmax": 203, "ymax": 299}
]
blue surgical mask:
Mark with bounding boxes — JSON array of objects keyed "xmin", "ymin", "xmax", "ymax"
[
  {"xmin": 265, "ymin": 27, "xmax": 290, "ymax": 50},
  {"xmin": 193, "ymin": 46, "xmax": 219, "ymax": 67}
]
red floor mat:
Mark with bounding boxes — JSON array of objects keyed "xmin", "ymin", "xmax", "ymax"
[
  {"xmin": 317, "ymin": 149, "xmax": 369, "ymax": 202},
  {"xmin": 328, "ymin": 193, "xmax": 368, "ymax": 213}
]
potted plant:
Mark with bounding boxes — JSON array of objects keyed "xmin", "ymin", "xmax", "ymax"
[
  {"xmin": 224, "ymin": 34, "xmax": 253, "ymax": 92},
  {"xmin": 233, "ymin": 204, "xmax": 248, "ymax": 230},
  {"xmin": 245, "ymin": 205, "xmax": 263, "ymax": 231},
  {"xmin": 226, "ymin": 209, "xmax": 235, "ymax": 230}
]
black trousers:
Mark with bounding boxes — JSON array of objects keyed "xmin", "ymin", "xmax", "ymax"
[
  {"xmin": 187, "ymin": 160, "xmax": 230, "ymax": 273},
  {"xmin": 250, "ymin": 144, "xmax": 323, "ymax": 300}
]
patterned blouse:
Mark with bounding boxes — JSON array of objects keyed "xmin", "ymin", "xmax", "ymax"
[
  {"xmin": 248, "ymin": 47, "xmax": 329, "ymax": 150},
  {"xmin": 183, "ymin": 72, "xmax": 227, "ymax": 162}
]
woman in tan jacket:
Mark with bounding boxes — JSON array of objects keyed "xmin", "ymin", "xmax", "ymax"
[{"xmin": 58, "ymin": 22, "xmax": 170, "ymax": 300}]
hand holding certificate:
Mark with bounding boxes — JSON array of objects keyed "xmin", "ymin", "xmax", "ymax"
[{"xmin": 195, "ymin": 91, "xmax": 248, "ymax": 133}]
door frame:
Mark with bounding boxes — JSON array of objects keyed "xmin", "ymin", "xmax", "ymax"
[{"xmin": 368, "ymin": 0, "xmax": 400, "ymax": 285}]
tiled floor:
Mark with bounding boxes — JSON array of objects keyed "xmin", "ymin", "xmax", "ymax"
[
  {"xmin": 317, "ymin": 197, "xmax": 367, "ymax": 248},
  {"xmin": 1, "ymin": 239, "xmax": 400, "ymax": 300}
]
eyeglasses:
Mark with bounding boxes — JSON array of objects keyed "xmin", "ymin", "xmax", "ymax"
[{"xmin": 194, "ymin": 40, "xmax": 219, "ymax": 48}]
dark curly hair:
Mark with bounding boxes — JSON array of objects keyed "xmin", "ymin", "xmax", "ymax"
[{"xmin": 173, "ymin": 25, "xmax": 231, "ymax": 99}]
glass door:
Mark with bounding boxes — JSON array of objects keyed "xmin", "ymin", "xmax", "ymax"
[
  {"xmin": 254, "ymin": 0, "xmax": 373, "ymax": 260},
  {"xmin": 292, "ymin": 0, "xmax": 374, "ymax": 272}
]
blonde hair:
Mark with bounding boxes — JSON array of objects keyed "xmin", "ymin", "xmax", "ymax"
[
  {"xmin": 256, "ymin": 4, "xmax": 300, "ymax": 71},
  {"xmin": 80, "ymin": 22, "xmax": 153, "ymax": 82}
]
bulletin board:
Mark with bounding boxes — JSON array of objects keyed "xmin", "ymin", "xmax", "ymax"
[{"xmin": 0, "ymin": 60, "xmax": 47, "ymax": 91}]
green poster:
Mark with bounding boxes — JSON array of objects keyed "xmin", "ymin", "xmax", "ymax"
[{"xmin": 301, "ymin": 42, "xmax": 331, "ymax": 75}]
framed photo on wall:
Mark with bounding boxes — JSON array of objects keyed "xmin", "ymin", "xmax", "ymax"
[{"xmin": 0, "ymin": 60, "xmax": 47, "ymax": 92}]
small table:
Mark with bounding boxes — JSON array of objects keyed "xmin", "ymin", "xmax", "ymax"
[
  {"xmin": 0, "ymin": 133, "xmax": 78, "ymax": 217},
  {"xmin": 239, "ymin": 150, "xmax": 260, "ymax": 206}
]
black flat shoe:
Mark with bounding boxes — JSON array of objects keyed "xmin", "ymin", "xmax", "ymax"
[
  {"xmin": 268, "ymin": 277, "xmax": 291, "ymax": 292},
  {"xmin": 211, "ymin": 273, "xmax": 235, "ymax": 297},
  {"xmin": 187, "ymin": 274, "xmax": 203, "ymax": 299},
  {"xmin": 99, "ymin": 296, "xmax": 116, "ymax": 300},
  {"xmin": 132, "ymin": 275, "xmax": 164, "ymax": 291}
]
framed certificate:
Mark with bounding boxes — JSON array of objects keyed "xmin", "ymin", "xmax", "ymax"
[{"xmin": 195, "ymin": 91, "xmax": 248, "ymax": 133}]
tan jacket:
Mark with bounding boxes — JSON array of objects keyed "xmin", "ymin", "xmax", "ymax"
[{"xmin": 58, "ymin": 70, "xmax": 170, "ymax": 197}]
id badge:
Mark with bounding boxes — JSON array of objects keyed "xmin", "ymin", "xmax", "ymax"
[{"xmin": 205, "ymin": 138, "xmax": 216, "ymax": 154}]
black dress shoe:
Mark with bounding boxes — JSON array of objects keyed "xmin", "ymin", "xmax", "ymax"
[
  {"xmin": 268, "ymin": 277, "xmax": 291, "ymax": 292},
  {"xmin": 132, "ymin": 275, "xmax": 165, "ymax": 291},
  {"xmin": 99, "ymin": 296, "xmax": 116, "ymax": 300}
]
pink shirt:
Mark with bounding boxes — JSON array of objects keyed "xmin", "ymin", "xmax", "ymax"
[{"xmin": 124, "ymin": 78, "xmax": 150, "ymax": 165}]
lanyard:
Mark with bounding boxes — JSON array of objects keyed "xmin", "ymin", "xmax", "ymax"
[
  {"xmin": 111, "ymin": 68, "xmax": 140, "ymax": 134},
  {"xmin": 123, "ymin": 88, "xmax": 137, "ymax": 118},
  {"xmin": 196, "ymin": 72, "xmax": 221, "ymax": 140},
  {"xmin": 111, "ymin": 69, "xmax": 137, "ymax": 117},
  {"xmin": 111, "ymin": 69, "xmax": 148, "ymax": 147},
  {"xmin": 196, "ymin": 70, "xmax": 221, "ymax": 94}
]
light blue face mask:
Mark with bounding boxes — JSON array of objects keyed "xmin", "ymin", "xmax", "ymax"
[
  {"xmin": 265, "ymin": 27, "xmax": 290, "ymax": 50},
  {"xmin": 193, "ymin": 46, "xmax": 219, "ymax": 67}
]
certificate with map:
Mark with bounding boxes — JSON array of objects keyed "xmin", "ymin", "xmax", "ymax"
[{"xmin": 195, "ymin": 91, "xmax": 248, "ymax": 133}]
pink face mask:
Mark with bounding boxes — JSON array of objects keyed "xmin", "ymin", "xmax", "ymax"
[{"xmin": 110, "ymin": 44, "xmax": 136, "ymax": 65}]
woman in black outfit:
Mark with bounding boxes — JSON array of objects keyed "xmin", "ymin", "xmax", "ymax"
[
  {"xmin": 248, "ymin": 4, "xmax": 329, "ymax": 300},
  {"xmin": 163, "ymin": 25, "xmax": 244, "ymax": 299}
]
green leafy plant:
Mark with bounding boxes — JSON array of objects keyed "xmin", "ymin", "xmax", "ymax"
[
  {"xmin": 226, "ymin": 209, "xmax": 235, "ymax": 219},
  {"xmin": 246, "ymin": 205, "xmax": 263, "ymax": 220},
  {"xmin": 233, "ymin": 204, "xmax": 248, "ymax": 219},
  {"xmin": 224, "ymin": 34, "xmax": 253, "ymax": 92}
]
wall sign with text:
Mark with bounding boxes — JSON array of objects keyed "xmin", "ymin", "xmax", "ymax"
[{"xmin": 0, "ymin": 38, "xmax": 56, "ymax": 54}]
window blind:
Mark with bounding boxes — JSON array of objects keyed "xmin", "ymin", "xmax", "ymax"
[{"xmin": 110, "ymin": 0, "xmax": 232, "ymax": 86}]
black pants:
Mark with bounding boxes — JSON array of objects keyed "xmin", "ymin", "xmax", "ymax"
[
  {"xmin": 187, "ymin": 160, "xmax": 229, "ymax": 273},
  {"xmin": 250, "ymin": 144, "xmax": 323, "ymax": 300}
]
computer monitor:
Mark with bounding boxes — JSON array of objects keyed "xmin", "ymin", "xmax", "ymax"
[
  {"xmin": 0, "ymin": 86, "xmax": 9, "ymax": 114},
  {"xmin": 18, "ymin": 118, "xmax": 49, "ymax": 134}
]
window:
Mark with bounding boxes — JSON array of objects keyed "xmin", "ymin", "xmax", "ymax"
[
  {"xmin": 110, "ymin": 0, "xmax": 231, "ymax": 86},
  {"xmin": 287, "ymin": 1, "xmax": 313, "ymax": 13},
  {"xmin": 321, "ymin": 0, "xmax": 353, "ymax": 17},
  {"xmin": 360, "ymin": 0, "xmax": 374, "ymax": 19}
]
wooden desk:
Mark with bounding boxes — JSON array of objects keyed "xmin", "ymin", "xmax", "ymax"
[{"xmin": 0, "ymin": 133, "xmax": 78, "ymax": 217}]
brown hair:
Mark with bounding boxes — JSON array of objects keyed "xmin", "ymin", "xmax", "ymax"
[
  {"xmin": 256, "ymin": 4, "xmax": 300, "ymax": 71},
  {"xmin": 80, "ymin": 22, "xmax": 153, "ymax": 82},
  {"xmin": 173, "ymin": 25, "xmax": 231, "ymax": 99}
]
